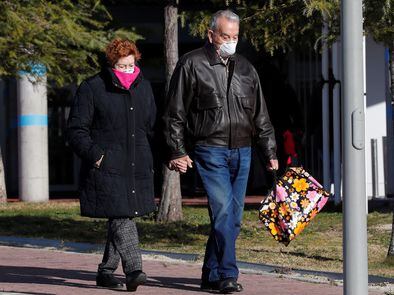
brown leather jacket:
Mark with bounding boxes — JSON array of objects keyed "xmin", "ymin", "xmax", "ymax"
[{"xmin": 163, "ymin": 42, "xmax": 277, "ymax": 160}]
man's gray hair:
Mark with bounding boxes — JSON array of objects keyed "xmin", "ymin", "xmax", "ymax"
[{"xmin": 209, "ymin": 10, "xmax": 239, "ymax": 31}]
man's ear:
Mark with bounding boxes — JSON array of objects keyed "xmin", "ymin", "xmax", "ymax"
[{"xmin": 207, "ymin": 30, "xmax": 213, "ymax": 43}]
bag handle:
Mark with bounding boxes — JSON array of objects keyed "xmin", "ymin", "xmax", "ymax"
[
  {"xmin": 258, "ymin": 169, "xmax": 278, "ymax": 212},
  {"xmin": 271, "ymin": 169, "xmax": 277, "ymax": 200}
]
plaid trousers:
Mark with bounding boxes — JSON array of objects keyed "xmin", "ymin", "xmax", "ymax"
[{"xmin": 98, "ymin": 218, "xmax": 142, "ymax": 275}]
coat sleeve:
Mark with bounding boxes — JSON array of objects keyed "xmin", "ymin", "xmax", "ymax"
[
  {"xmin": 162, "ymin": 59, "xmax": 195, "ymax": 160},
  {"xmin": 66, "ymin": 81, "xmax": 104, "ymax": 164},
  {"xmin": 253, "ymin": 69, "xmax": 278, "ymax": 160}
]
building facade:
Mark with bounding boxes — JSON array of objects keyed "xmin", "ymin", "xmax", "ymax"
[{"xmin": 0, "ymin": 4, "xmax": 392, "ymax": 199}]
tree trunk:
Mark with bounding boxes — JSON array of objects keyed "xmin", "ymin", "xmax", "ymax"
[
  {"xmin": 388, "ymin": 211, "xmax": 394, "ymax": 257},
  {"xmin": 0, "ymin": 146, "xmax": 7, "ymax": 202},
  {"xmin": 157, "ymin": 1, "xmax": 183, "ymax": 222},
  {"xmin": 388, "ymin": 45, "xmax": 394, "ymax": 257},
  {"xmin": 157, "ymin": 166, "xmax": 183, "ymax": 222},
  {"xmin": 163, "ymin": 2, "xmax": 179, "ymax": 91}
]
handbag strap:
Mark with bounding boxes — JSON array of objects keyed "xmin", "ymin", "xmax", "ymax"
[
  {"xmin": 258, "ymin": 169, "xmax": 278, "ymax": 212},
  {"xmin": 271, "ymin": 170, "xmax": 277, "ymax": 199}
]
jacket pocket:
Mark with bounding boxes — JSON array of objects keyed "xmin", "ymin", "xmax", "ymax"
[
  {"xmin": 239, "ymin": 96, "xmax": 255, "ymax": 135},
  {"xmin": 135, "ymin": 145, "xmax": 154, "ymax": 178},
  {"xmin": 196, "ymin": 93, "xmax": 223, "ymax": 110},
  {"xmin": 100, "ymin": 148, "xmax": 124, "ymax": 175},
  {"xmin": 241, "ymin": 96, "xmax": 255, "ymax": 111},
  {"xmin": 194, "ymin": 93, "xmax": 223, "ymax": 138}
]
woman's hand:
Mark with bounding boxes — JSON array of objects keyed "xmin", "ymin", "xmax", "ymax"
[{"xmin": 95, "ymin": 155, "xmax": 104, "ymax": 168}]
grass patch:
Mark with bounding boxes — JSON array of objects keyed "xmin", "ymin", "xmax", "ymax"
[{"xmin": 0, "ymin": 201, "xmax": 392, "ymax": 278}]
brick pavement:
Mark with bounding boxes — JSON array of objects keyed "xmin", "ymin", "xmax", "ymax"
[{"xmin": 0, "ymin": 246, "xmax": 389, "ymax": 295}]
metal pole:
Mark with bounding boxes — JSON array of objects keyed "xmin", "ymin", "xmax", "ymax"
[
  {"xmin": 322, "ymin": 19, "xmax": 331, "ymax": 191},
  {"xmin": 332, "ymin": 43, "xmax": 342, "ymax": 204},
  {"xmin": 371, "ymin": 138, "xmax": 379, "ymax": 198},
  {"xmin": 341, "ymin": 0, "xmax": 369, "ymax": 293},
  {"xmin": 17, "ymin": 64, "xmax": 49, "ymax": 202}
]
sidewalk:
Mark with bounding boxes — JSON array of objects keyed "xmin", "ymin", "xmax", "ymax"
[{"xmin": 0, "ymin": 245, "xmax": 390, "ymax": 295}]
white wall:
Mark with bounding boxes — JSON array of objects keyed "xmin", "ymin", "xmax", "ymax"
[
  {"xmin": 365, "ymin": 36, "xmax": 390, "ymax": 198},
  {"xmin": 282, "ymin": 37, "xmax": 392, "ymax": 199}
]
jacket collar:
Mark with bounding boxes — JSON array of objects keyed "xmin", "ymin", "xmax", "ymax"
[{"xmin": 204, "ymin": 41, "xmax": 235, "ymax": 66}]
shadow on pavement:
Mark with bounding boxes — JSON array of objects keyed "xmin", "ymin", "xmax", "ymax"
[
  {"xmin": 0, "ymin": 265, "xmax": 104, "ymax": 290},
  {"xmin": 146, "ymin": 276, "xmax": 202, "ymax": 292},
  {"xmin": 0, "ymin": 291, "xmax": 55, "ymax": 295},
  {"xmin": 0, "ymin": 265, "xmax": 205, "ymax": 293}
]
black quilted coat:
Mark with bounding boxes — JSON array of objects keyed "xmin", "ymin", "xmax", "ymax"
[{"xmin": 67, "ymin": 67, "xmax": 156, "ymax": 218}]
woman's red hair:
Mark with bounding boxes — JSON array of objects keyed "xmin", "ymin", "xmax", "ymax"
[{"xmin": 105, "ymin": 38, "xmax": 141, "ymax": 66}]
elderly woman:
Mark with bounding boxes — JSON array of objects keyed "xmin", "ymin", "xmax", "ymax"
[{"xmin": 67, "ymin": 39, "xmax": 156, "ymax": 292}]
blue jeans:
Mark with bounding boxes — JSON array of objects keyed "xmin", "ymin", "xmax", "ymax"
[{"xmin": 193, "ymin": 145, "xmax": 251, "ymax": 282}]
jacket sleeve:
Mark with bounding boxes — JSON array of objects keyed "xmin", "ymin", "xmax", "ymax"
[
  {"xmin": 253, "ymin": 70, "xmax": 277, "ymax": 160},
  {"xmin": 66, "ymin": 81, "xmax": 104, "ymax": 164},
  {"xmin": 162, "ymin": 59, "xmax": 195, "ymax": 160}
]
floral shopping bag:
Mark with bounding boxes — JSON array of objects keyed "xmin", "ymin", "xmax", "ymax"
[{"xmin": 258, "ymin": 167, "xmax": 330, "ymax": 246}]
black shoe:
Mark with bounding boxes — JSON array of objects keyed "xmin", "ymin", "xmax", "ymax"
[
  {"xmin": 200, "ymin": 280, "xmax": 220, "ymax": 291},
  {"xmin": 126, "ymin": 270, "xmax": 147, "ymax": 292},
  {"xmin": 219, "ymin": 278, "xmax": 239, "ymax": 294},
  {"xmin": 235, "ymin": 283, "xmax": 243, "ymax": 292},
  {"xmin": 201, "ymin": 279, "xmax": 243, "ymax": 293},
  {"xmin": 96, "ymin": 272, "xmax": 123, "ymax": 289}
]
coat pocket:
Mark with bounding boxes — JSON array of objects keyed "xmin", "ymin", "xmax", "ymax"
[
  {"xmin": 194, "ymin": 93, "xmax": 223, "ymax": 138},
  {"xmin": 100, "ymin": 148, "xmax": 124, "ymax": 175},
  {"xmin": 239, "ymin": 96, "xmax": 255, "ymax": 135},
  {"xmin": 135, "ymin": 145, "xmax": 154, "ymax": 179},
  {"xmin": 196, "ymin": 93, "xmax": 223, "ymax": 110},
  {"xmin": 241, "ymin": 96, "xmax": 255, "ymax": 111}
]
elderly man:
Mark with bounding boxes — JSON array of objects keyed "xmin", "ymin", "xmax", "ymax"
[{"xmin": 163, "ymin": 9, "xmax": 278, "ymax": 294}]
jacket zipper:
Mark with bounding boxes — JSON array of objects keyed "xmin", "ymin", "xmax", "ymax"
[{"xmin": 224, "ymin": 62, "xmax": 232, "ymax": 148}]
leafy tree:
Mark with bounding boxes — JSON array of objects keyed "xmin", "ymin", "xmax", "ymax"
[
  {"xmin": 185, "ymin": 0, "xmax": 339, "ymax": 54},
  {"xmin": 0, "ymin": 0, "xmax": 142, "ymax": 86},
  {"xmin": 0, "ymin": 0, "xmax": 142, "ymax": 201}
]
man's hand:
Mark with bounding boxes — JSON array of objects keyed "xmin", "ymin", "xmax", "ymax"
[
  {"xmin": 169, "ymin": 155, "xmax": 193, "ymax": 173},
  {"xmin": 267, "ymin": 159, "xmax": 279, "ymax": 171},
  {"xmin": 95, "ymin": 154, "xmax": 104, "ymax": 168}
]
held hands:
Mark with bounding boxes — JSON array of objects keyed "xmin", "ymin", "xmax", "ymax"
[
  {"xmin": 168, "ymin": 155, "xmax": 193, "ymax": 174},
  {"xmin": 267, "ymin": 159, "xmax": 279, "ymax": 171},
  {"xmin": 169, "ymin": 155, "xmax": 277, "ymax": 173}
]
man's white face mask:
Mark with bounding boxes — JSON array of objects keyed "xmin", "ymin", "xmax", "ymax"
[{"xmin": 218, "ymin": 41, "xmax": 237, "ymax": 58}]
